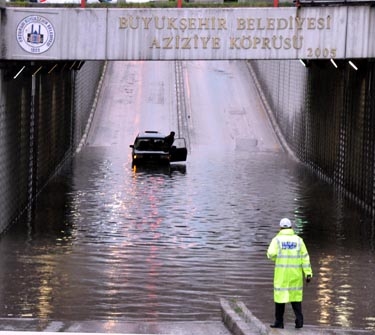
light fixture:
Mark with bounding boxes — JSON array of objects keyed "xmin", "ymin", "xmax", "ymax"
[
  {"xmin": 48, "ymin": 64, "xmax": 58, "ymax": 74},
  {"xmin": 69, "ymin": 61, "xmax": 77, "ymax": 70},
  {"xmin": 330, "ymin": 59, "xmax": 338, "ymax": 69},
  {"xmin": 349, "ymin": 61, "xmax": 358, "ymax": 70},
  {"xmin": 32, "ymin": 66, "xmax": 43, "ymax": 76},
  {"xmin": 299, "ymin": 59, "xmax": 306, "ymax": 67},
  {"xmin": 13, "ymin": 66, "xmax": 26, "ymax": 79}
]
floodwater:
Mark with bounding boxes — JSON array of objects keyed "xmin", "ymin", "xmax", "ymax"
[{"xmin": 0, "ymin": 61, "xmax": 374, "ymax": 331}]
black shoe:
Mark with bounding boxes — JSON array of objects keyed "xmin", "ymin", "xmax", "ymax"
[
  {"xmin": 270, "ymin": 323, "xmax": 284, "ymax": 329},
  {"xmin": 295, "ymin": 323, "xmax": 303, "ymax": 328}
]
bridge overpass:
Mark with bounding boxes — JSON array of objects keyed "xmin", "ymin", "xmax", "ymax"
[{"xmin": 1, "ymin": 5, "xmax": 374, "ymax": 61}]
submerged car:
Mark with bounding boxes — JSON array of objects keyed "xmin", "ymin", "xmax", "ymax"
[{"xmin": 130, "ymin": 130, "xmax": 187, "ymax": 166}]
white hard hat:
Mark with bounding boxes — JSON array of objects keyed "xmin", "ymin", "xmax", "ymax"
[{"xmin": 280, "ymin": 218, "xmax": 292, "ymax": 228}]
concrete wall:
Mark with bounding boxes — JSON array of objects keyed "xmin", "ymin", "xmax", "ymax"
[
  {"xmin": 0, "ymin": 61, "xmax": 105, "ymax": 233},
  {"xmin": 2, "ymin": 6, "xmax": 375, "ymax": 60},
  {"xmin": 250, "ymin": 59, "xmax": 375, "ymax": 215}
]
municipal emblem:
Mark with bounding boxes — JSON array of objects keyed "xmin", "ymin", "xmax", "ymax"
[{"xmin": 17, "ymin": 15, "xmax": 55, "ymax": 54}]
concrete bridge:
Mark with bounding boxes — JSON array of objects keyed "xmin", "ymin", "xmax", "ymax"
[{"xmin": 1, "ymin": 5, "xmax": 374, "ymax": 61}]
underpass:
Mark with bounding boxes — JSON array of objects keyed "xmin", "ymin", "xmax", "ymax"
[
  {"xmin": 1, "ymin": 2, "xmax": 375, "ymax": 224},
  {"xmin": 0, "ymin": 2, "xmax": 372, "ymax": 335},
  {"xmin": 0, "ymin": 60, "xmax": 374, "ymax": 335}
]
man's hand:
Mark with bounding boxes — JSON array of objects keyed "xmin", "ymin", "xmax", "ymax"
[{"xmin": 306, "ymin": 275, "xmax": 312, "ymax": 283}]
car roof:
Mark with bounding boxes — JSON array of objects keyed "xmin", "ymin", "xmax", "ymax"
[{"xmin": 136, "ymin": 131, "xmax": 166, "ymax": 139}]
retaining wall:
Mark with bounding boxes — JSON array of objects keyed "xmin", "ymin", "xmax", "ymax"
[
  {"xmin": 0, "ymin": 61, "xmax": 105, "ymax": 233},
  {"xmin": 251, "ymin": 59, "xmax": 375, "ymax": 216}
]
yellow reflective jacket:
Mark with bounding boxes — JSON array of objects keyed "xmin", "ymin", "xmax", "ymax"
[{"xmin": 267, "ymin": 228, "xmax": 312, "ymax": 303}]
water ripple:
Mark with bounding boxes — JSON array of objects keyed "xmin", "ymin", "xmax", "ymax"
[{"xmin": 0, "ymin": 148, "xmax": 374, "ymax": 330}]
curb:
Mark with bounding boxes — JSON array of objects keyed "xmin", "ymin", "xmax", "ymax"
[
  {"xmin": 75, "ymin": 61, "xmax": 108, "ymax": 154},
  {"xmin": 220, "ymin": 298, "xmax": 375, "ymax": 335},
  {"xmin": 245, "ymin": 61, "xmax": 299, "ymax": 163},
  {"xmin": 220, "ymin": 298, "xmax": 269, "ymax": 335}
]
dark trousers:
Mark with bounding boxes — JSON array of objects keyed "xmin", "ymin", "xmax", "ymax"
[{"xmin": 274, "ymin": 302, "xmax": 303, "ymax": 326}]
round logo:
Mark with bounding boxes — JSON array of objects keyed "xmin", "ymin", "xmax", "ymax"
[{"xmin": 17, "ymin": 15, "xmax": 55, "ymax": 54}]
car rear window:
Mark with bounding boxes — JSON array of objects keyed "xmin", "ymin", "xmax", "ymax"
[{"xmin": 135, "ymin": 138, "xmax": 165, "ymax": 151}]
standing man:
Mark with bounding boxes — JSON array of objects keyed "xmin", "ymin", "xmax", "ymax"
[
  {"xmin": 164, "ymin": 131, "xmax": 175, "ymax": 150},
  {"xmin": 267, "ymin": 218, "xmax": 312, "ymax": 329}
]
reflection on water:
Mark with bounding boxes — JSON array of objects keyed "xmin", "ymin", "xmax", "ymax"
[
  {"xmin": 0, "ymin": 147, "xmax": 375, "ymax": 330},
  {"xmin": 132, "ymin": 163, "xmax": 187, "ymax": 176}
]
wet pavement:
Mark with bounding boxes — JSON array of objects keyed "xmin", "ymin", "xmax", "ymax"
[
  {"xmin": 0, "ymin": 61, "xmax": 375, "ymax": 334},
  {"xmin": 1, "ymin": 300, "xmax": 374, "ymax": 335},
  {"xmin": 0, "ymin": 321, "xmax": 231, "ymax": 335}
]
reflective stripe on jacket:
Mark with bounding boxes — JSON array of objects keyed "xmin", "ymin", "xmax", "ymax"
[{"xmin": 267, "ymin": 228, "xmax": 312, "ymax": 303}]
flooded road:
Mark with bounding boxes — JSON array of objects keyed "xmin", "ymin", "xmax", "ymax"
[{"xmin": 0, "ymin": 61, "xmax": 375, "ymax": 331}]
